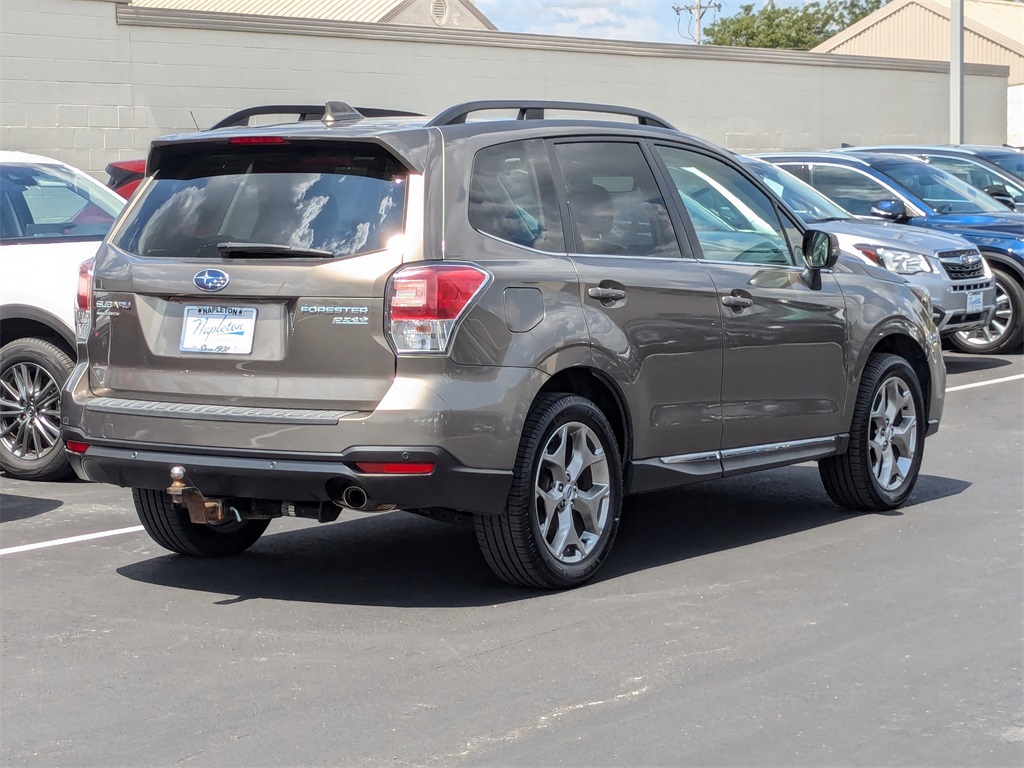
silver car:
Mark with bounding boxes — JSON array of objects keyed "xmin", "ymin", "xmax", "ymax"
[{"xmin": 742, "ymin": 157, "xmax": 996, "ymax": 339}]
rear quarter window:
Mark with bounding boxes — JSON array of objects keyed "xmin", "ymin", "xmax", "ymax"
[
  {"xmin": 111, "ymin": 143, "xmax": 408, "ymax": 258},
  {"xmin": 468, "ymin": 139, "xmax": 564, "ymax": 252}
]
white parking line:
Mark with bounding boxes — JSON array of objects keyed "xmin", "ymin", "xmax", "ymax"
[
  {"xmin": 0, "ymin": 526, "xmax": 144, "ymax": 557},
  {"xmin": 946, "ymin": 373, "xmax": 1024, "ymax": 393}
]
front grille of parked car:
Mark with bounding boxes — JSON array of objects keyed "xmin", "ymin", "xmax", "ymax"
[
  {"xmin": 950, "ymin": 280, "xmax": 992, "ymax": 292},
  {"xmin": 938, "ymin": 250, "xmax": 986, "ymax": 280}
]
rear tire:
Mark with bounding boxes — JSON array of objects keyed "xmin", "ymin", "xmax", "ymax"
[
  {"xmin": 0, "ymin": 338, "xmax": 75, "ymax": 482},
  {"xmin": 949, "ymin": 268, "xmax": 1024, "ymax": 354},
  {"xmin": 819, "ymin": 354, "xmax": 926, "ymax": 511},
  {"xmin": 133, "ymin": 487, "xmax": 269, "ymax": 556},
  {"xmin": 475, "ymin": 394, "xmax": 622, "ymax": 589}
]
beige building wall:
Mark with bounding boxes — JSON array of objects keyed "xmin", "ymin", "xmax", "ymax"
[
  {"xmin": 817, "ymin": 2, "xmax": 1022, "ymax": 85},
  {"xmin": 0, "ymin": 0, "xmax": 1010, "ymax": 178}
]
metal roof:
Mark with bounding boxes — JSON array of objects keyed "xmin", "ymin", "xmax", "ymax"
[
  {"xmin": 127, "ymin": 0, "xmax": 496, "ymax": 27},
  {"xmin": 813, "ymin": 0, "xmax": 1024, "ymax": 59},
  {"xmin": 129, "ymin": 0, "xmax": 402, "ymax": 23}
]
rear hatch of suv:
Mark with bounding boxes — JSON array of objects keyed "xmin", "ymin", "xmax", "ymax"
[{"xmin": 88, "ymin": 139, "xmax": 411, "ymax": 413}]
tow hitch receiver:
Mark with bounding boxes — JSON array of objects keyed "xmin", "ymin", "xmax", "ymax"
[{"xmin": 167, "ymin": 465, "xmax": 230, "ymax": 525}]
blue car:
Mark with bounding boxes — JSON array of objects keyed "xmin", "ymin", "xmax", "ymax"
[
  {"xmin": 846, "ymin": 145, "xmax": 1024, "ymax": 212},
  {"xmin": 757, "ymin": 151, "xmax": 1024, "ymax": 355}
]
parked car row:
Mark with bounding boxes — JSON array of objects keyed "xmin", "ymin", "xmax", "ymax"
[
  {"xmin": 756, "ymin": 150, "xmax": 1024, "ymax": 355},
  {"xmin": 2, "ymin": 103, "xmax": 1022, "ymax": 591}
]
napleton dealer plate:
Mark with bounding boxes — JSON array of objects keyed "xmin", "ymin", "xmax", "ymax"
[{"xmin": 179, "ymin": 306, "xmax": 257, "ymax": 354}]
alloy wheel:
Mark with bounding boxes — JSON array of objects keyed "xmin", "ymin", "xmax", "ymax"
[
  {"xmin": 534, "ymin": 421, "xmax": 612, "ymax": 564},
  {"xmin": 0, "ymin": 362, "xmax": 63, "ymax": 462},
  {"xmin": 868, "ymin": 375, "xmax": 918, "ymax": 492},
  {"xmin": 955, "ymin": 280, "xmax": 1012, "ymax": 348}
]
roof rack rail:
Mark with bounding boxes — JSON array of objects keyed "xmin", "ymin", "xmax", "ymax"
[
  {"xmin": 209, "ymin": 103, "xmax": 422, "ymax": 131},
  {"xmin": 426, "ymin": 100, "xmax": 676, "ymax": 130}
]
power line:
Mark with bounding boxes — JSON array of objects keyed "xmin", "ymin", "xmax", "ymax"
[{"xmin": 673, "ymin": 1, "xmax": 722, "ymax": 44}]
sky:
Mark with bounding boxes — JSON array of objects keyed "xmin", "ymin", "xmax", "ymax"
[{"xmin": 472, "ymin": 0, "xmax": 756, "ymax": 44}]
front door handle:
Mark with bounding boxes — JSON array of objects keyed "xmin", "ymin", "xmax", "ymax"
[
  {"xmin": 721, "ymin": 295, "xmax": 754, "ymax": 309},
  {"xmin": 588, "ymin": 287, "xmax": 627, "ymax": 302}
]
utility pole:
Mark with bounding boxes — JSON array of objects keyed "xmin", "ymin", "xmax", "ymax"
[
  {"xmin": 950, "ymin": 0, "xmax": 964, "ymax": 143},
  {"xmin": 674, "ymin": 1, "xmax": 722, "ymax": 45}
]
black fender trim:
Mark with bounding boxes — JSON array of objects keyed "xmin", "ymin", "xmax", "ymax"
[{"xmin": 0, "ymin": 304, "xmax": 76, "ymax": 350}]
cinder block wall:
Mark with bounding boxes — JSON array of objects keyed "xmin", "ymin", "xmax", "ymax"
[{"xmin": 0, "ymin": 0, "xmax": 1009, "ymax": 177}]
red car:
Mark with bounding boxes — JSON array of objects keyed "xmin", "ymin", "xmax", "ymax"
[{"xmin": 105, "ymin": 158, "xmax": 146, "ymax": 199}]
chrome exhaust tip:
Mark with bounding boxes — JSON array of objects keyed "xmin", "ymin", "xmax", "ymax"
[{"xmin": 340, "ymin": 485, "xmax": 369, "ymax": 510}]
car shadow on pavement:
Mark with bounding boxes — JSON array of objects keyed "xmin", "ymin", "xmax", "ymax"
[
  {"xmin": 117, "ymin": 466, "xmax": 970, "ymax": 609},
  {"xmin": 0, "ymin": 493, "xmax": 63, "ymax": 523},
  {"xmin": 942, "ymin": 354, "xmax": 1014, "ymax": 374}
]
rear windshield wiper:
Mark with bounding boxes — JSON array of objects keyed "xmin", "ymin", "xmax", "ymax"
[{"xmin": 216, "ymin": 242, "xmax": 334, "ymax": 258}]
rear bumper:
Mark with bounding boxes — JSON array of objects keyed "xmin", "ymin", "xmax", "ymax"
[{"xmin": 64, "ymin": 437, "xmax": 512, "ymax": 515}]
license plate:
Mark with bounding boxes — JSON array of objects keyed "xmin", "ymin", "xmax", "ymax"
[
  {"xmin": 966, "ymin": 291, "xmax": 983, "ymax": 314},
  {"xmin": 180, "ymin": 306, "xmax": 257, "ymax": 354}
]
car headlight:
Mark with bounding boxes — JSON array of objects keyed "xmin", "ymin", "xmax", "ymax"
[{"xmin": 855, "ymin": 245, "xmax": 934, "ymax": 274}]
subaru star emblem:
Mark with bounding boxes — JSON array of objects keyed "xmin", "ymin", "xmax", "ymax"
[
  {"xmin": 193, "ymin": 269, "xmax": 229, "ymax": 292},
  {"xmin": 960, "ymin": 253, "xmax": 981, "ymax": 267}
]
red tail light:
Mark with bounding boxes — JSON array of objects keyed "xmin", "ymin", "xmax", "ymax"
[
  {"xmin": 77, "ymin": 259, "xmax": 94, "ymax": 311},
  {"xmin": 386, "ymin": 264, "xmax": 490, "ymax": 353},
  {"xmin": 354, "ymin": 462, "xmax": 435, "ymax": 475},
  {"xmin": 75, "ymin": 259, "xmax": 95, "ymax": 342},
  {"xmin": 65, "ymin": 441, "xmax": 89, "ymax": 454}
]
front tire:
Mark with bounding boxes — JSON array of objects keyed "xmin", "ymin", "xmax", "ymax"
[
  {"xmin": 475, "ymin": 394, "xmax": 623, "ymax": 589},
  {"xmin": 949, "ymin": 268, "xmax": 1024, "ymax": 354},
  {"xmin": 0, "ymin": 338, "xmax": 75, "ymax": 482},
  {"xmin": 133, "ymin": 488, "xmax": 270, "ymax": 556},
  {"xmin": 819, "ymin": 354, "xmax": 926, "ymax": 511}
]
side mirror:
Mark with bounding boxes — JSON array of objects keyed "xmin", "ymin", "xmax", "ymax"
[
  {"xmin": 870, "ymin": 199, "xmax": 908, "ymax": 221},
  {"xmin": 801, "ymin": 229, "xmax": 840, "ymax": 290},
  {"xmin": 802, "ymin": 229, "xmax": 840, "ymax": 270},
  {"xmin": 983, "ymin": 184, "xmax": 1015, "ymax": 210}
]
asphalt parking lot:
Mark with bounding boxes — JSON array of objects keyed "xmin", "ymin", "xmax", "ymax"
[{"xmin": 1, "ymin": 352, "xmax": 1022, "ymax": 767}]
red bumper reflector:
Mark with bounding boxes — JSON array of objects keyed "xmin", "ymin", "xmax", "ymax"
[
  {"xmin": 65, "ymin": 441, "xmax": 89, "ymax": 454},
  {"xmin": 354, "ymin": 462, "xmax": 434, "ymax": 475}
]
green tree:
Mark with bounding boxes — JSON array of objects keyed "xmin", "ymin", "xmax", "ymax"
[{"xmin": 703, "ymin": 0, "xmax": 886, "ymax": 50}]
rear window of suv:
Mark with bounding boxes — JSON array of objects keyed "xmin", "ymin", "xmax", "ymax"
[{"xmin": 111, "ymin": 143, "xmax": 408, "ymax": 259}]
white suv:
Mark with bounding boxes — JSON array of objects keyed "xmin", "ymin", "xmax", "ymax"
[{"xmin": 0, "ymin": 151, "xmax": 124, "ymax": 480}]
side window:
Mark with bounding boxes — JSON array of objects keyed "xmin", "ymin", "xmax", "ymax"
[
  {"xmin": 655, "ymin": 145, "xmax": 796, "ymax": 266},
  {"xmin": 0, "ymin": 163, "xmax": 121, "ymax": 242},
  {"xmin": 807, "ymin": 165, "xmax": 892, "ymax": 216},
  {"xmin": 468, "ymin": 140, "xmax": 564, "ymax": 252},
  {"xmin": 926, "ymin": 156, "xmax": 1024, "ymax": 204},
  {"xmin": 552, "ymin": 142, "xmax": 680, "ymax": 257}
]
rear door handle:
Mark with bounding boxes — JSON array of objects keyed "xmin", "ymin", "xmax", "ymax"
[
  {"xmin": 588, "ymin": 287, "xmax": 627, "ymax": 301},
  {"xmin": 721, "ymin": 295, "xmax": 753, "ymax": 309}
]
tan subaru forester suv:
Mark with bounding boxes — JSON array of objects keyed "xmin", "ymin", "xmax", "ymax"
[{"xmin": 62, "ymin": 100, "xmax": 945, "ymax": 588}]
